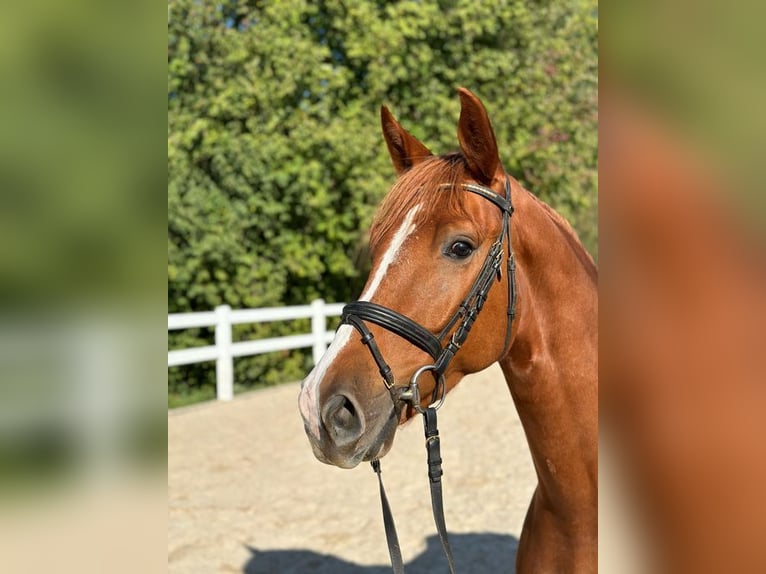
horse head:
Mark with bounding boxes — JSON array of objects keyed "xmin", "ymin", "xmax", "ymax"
[{"xmin": 299, "ymin": 89, "xmax": 516, "ymax": 468}]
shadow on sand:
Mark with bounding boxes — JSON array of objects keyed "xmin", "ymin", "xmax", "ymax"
[{"xmin": 243, "ymin": 531, "xmax": 518, "ymax": 573}]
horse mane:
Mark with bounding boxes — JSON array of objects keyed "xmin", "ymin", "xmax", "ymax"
[
  {"xmin": 528, "ymin": 193, "xmax": 598, "ymax": 281},
  {"xmin": 370, "ymin": 153, "xmax": 474, "ymax": 251}
]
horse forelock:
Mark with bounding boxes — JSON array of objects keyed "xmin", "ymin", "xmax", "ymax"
[{"xmin": 370, "ymin": 153, "xmax": 483, "ymax": 252}]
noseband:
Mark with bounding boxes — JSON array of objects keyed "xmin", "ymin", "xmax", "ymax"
[{"xmin": 340, "ymin": 176, "xmax": 517, "ymax": 574}]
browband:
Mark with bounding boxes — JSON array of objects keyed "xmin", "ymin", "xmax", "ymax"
[{"xmin": 443, "ymin": 182, "xmax": 514, "ymax": 215}]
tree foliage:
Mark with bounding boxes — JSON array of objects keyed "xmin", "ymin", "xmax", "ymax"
[{"xmin": 168, "ymin": 0, "xmax": 598, "ymax": 398}]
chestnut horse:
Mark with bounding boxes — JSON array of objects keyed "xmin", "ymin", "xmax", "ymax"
[{"xmin": 299, "ymin": 88, "xmax": 597, "ymax": 573}]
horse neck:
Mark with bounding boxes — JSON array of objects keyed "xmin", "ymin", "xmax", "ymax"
[{"xmin": 501, "ymin": 180, "xmax": 598, "ymax": 515}]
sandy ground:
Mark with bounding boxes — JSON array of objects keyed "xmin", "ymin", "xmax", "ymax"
[{"xmin": 168, "ymin": 364, "xmax": 539, "ymax": 573}]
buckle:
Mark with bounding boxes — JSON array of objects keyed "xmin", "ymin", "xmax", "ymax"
[{"xmin": 450, "ymin": 331, "xmax": 462, "ymax": 350}]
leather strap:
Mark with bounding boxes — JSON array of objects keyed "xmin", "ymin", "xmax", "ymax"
[
  {"xmin": 371, "ymin": 408, "xmax": 456, "ymax": 574},
  {"xmin": 423, "ymin": 407, "xmax": 456, "ymax": 574},
  {"xmin": 343, "ymin": 301, "xmax": 442, "ymax": 360},
  {"xmin": 460, "ymin": 182, "xmax": 514, "ymax": 216},
  {"xmin": 344, "ymin": 315, "xmax": 396, "ymax": 388},
  {"xmin": 371, "ymin": 459, "xmax": 405, "ymax": 574}
]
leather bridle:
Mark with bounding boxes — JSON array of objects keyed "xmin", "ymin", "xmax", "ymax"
[{"xmin": 340, "ymin": 176, "xmax": 518, "ymax": 573}]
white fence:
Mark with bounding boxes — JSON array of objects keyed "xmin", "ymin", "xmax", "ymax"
[{"xmin": 168, "ymin": 299, "xmax": 344, "ymax": 401}]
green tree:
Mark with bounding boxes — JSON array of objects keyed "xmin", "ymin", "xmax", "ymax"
[{"xmin": 168, "ymin": 0, "xmax": 598, "ymax": 402}]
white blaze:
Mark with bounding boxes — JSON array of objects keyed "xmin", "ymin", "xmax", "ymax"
[{"xmin": 299, "ymin": 204, "xmax": 421, "ymax": 438}]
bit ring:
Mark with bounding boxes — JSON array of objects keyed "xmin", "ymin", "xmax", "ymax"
[{"xmin": 404, "ymin": 365, "xmax": 446, "ymax": 414}]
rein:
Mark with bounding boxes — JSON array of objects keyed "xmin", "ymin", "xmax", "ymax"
[{"xmin": 340, "ymin": 177, "xmax": 517, "ymax": 573}]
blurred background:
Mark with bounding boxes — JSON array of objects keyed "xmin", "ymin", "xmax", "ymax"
[
  {"xmin": 600, "ymin": 0, "xmax": 766, "ymax": 572},
  {"xmin": 0, "ymin": 0, "xmax": 166, "ymax": 572}
]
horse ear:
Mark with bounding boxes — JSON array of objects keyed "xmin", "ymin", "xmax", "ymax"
[
  {"xmin": 380, "ymin": 105, "xmax": 432, "ymax": 175},
  {"xmin": 456, "ymin": 87, "xmax": 502, "ymax": 184}
]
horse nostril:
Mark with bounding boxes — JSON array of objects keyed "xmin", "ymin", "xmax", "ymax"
[
  {"xmin": 322, "ymin": 394, "xmax": 364, "ymax": 446},
  {"xmin": 332, "ymin": 397, "xmax": 355, "ymax": 427}
]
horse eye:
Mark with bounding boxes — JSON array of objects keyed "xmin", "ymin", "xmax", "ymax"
[{"xmin": 447, "ymin": 240, "xmax": 474, "ymax": 259}]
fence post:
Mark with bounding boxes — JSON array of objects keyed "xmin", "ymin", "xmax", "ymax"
[
  {"xmin": 215, "ymin": 305, "xmax": 234, "ymax": 401},
  {"xmin": 311, "ymin": 298, "xmax": 327, "ymax": 366}
]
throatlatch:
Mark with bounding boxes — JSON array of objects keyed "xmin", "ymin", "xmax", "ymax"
[{"xmin": 342, "ymin": 177, "xmax": 517, "ymax": 574}]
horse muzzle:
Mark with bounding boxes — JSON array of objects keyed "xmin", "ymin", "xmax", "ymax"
[{"xmin": 302, "ymin": 388, "xmax": 400, "ymax": 469}]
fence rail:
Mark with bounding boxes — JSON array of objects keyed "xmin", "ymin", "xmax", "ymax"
[{"xmin": 168, "ymin": 299, "xmax": 344, "ymax": 401}]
